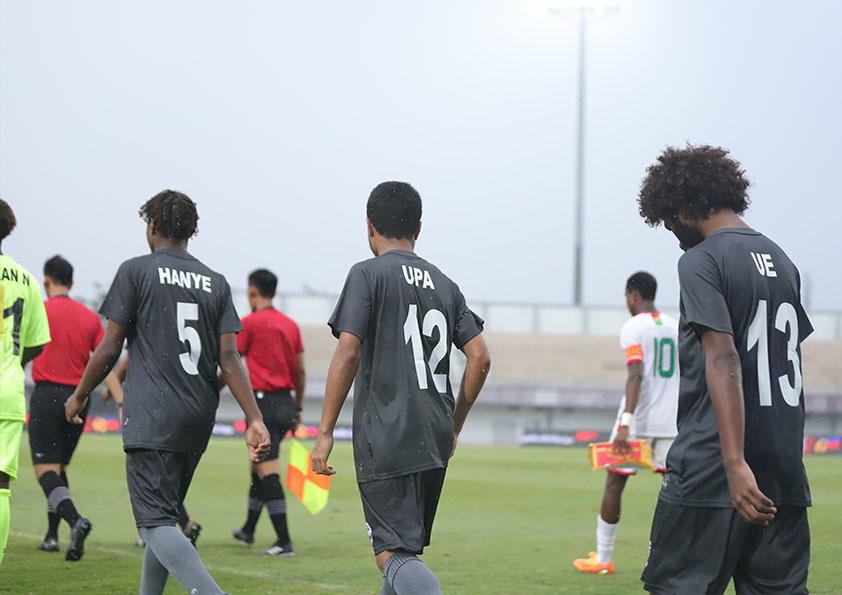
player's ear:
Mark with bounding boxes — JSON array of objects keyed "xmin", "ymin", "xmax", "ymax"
[
  {"xmin": 366, "ymin": 218, "xmax": 375, "ymax": 238},
  {"xmin": 414, "ymin": 221, "xmax": 422, "ymax": 241}
]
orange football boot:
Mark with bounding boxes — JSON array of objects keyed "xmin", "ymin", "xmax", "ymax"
[{"xmin": 573, "ymin": 551, "xmax": 614, "ymax": 575}]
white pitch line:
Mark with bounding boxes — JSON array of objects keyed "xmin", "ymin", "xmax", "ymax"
[{"xmin": 11, "ymin": 531, "xmax": 354, "ymax": 591}]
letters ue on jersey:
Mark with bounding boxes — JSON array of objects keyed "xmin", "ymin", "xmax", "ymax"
[
  {"xmin": 661, "ymin": 228, "xmax": 812, "ymax": 508},
  {"xmin": 328, "ymin": 250, "xmax": 484, "ymax": 483},
  {"xmin": 99, "ymin": 250, "xmax": 241, "ymax": 454}
]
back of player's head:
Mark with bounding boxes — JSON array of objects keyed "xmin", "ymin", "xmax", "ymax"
[
  {"xmin": 0, "ymin": 199, "xmax": 16, "ymax": 241},
  {"xmin": 638, "ymin": 144, "xmax": 751, "ymax": 227},
  {"xmin": 248, "ymin": 268, "xmax": 277, "ymax": 298},
  {"xmin": 367, "ymin": 181, "xmax": 422, "ymax": 240},
  {"xmin": 44, "ymin": 255, "xmax": 73, "ymax": 286},
  {"xmin": 626, "ymin": 271, "xmax": 657, "ymax": 301},
  {"xmin": 139, "ymin": 190, "xmax": 199, "ymax": 241}
]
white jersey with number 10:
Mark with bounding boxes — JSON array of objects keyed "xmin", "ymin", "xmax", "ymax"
[{"xmin": 619, "ymin": 312, "xmax": 679, "ymax": 438}]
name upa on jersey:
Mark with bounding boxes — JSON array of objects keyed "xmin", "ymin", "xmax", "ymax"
[
  {"xmin": 157, "ymin": 266, "xmax": 212, "ymax": 293},
  {"xmin": 402, "ymin": 265, "xmax": 435, "ymax": 290}
]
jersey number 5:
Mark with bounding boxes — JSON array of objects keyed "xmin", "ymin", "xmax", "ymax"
[
  {"xmin": 0, "ymin": 286, "xmax": 24, "ymax": 356},
  {"xmin": 177, "ymin": 301, "xmax": 202, "ymax": 375},
  {"xmin": 404, "ymin": 304, "xmax": 448, "ymax": 393},
  {"xmin": 747, "ymin": 299, "xmax": 801, "ymax": 407}
]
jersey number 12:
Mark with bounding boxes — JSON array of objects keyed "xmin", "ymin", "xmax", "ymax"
[
  {"xmin": 746, "ymin": 299, "xmax": 801, "ymax": 407},
  {"xmin": 404, "ymin": 304, "xmax": 448, "ymax": 393}
]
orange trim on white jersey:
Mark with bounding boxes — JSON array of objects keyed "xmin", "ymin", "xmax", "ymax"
[{"xmin": 624, "ymin": 344, "xmax": 643, "ymax": 363}]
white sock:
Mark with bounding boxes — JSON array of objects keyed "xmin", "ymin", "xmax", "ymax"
[{"xmin": 596, "ymin": 514, "xmax": 618, "ymax": 564}]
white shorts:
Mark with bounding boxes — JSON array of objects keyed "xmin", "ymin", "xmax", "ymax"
[{"xmin": 608, "ymin": 397, "xmax": 673, "ymax": 475}]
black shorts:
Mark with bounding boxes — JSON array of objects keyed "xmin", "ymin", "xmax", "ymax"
[
  {"xmin": 28, "ymin": 382, "xmax": 89, "ymax": 466},
  {"xmin": 358, "ymin": 467, "xmax": 447, "ymax": 556},
  {"xmin": 125, "ymin": 449, "xmax": 202, "ymax": 528},
  {"xmin": 642, "ymin": 499, "xmax": 810, "ymax": 595},
  {"xmin": 253, "ymin": 389, "xmax": 296, "ymax": 461}
]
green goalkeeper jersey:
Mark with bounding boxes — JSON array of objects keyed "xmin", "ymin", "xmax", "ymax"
[{"xmin": 0, "ymin": 254, "xmax": 50, "ymax": 421}]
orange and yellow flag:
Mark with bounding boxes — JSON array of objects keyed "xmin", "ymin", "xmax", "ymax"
[{"xmin": 286, "ymin": 438, "xmax": 331, "ymax": 515}]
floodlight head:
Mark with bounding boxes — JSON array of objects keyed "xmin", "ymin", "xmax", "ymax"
[{"xmin": 547, "ymin": 0, "xmax": 619, "ymax": 22}]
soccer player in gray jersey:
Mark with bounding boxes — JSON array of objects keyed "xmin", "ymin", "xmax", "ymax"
[
  {"xmin": 65, "ymin": 190, "xmax": 270, "ymax": 595},
  {"xmin": 311, "ymin": 182, "xmax": 491, "ymax": 595},
  {"xmin": 637, "ymin": 145, "xmax": 812, "ymax": 594}
]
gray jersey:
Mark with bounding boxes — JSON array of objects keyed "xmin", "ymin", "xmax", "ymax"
[
  {"xmin": 659, "ymin": 228, "xmax": 812, "ymax": 507},
  {"xmin": 328, "ymin": 250, "xmax": 484, "ymax": 483},
  {"xmin": 100, "ymin": 250, "xmax": 242, "ymax": 453}
]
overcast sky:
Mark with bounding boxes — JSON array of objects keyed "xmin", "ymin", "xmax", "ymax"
[{"xmin": 1, "ymin": 1, "xmax": 839, "ymax": 312}]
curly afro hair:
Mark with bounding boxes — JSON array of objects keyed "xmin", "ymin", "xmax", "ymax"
[
  {"xmin": 139, "ymin": 190, "xmax": 199, "ymax": 241},
  {"xmin": 638, "ymin": 144, "xmax": 751, "ymax": 227},
  {"xmin": 0, "ymin": 199, "xmax": 16, "ymax": 241}
]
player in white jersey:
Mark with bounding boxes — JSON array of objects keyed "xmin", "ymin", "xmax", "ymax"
[{"xmin": 573, "ymin": 272, "xmax": 678, "ymax": 575}]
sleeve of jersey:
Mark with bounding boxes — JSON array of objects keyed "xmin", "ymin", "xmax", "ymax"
[
  {"xmin": 327, "ymin": 264, "xmax": 372, "ymax": 342},
  {"xmin": 99, "ymin": 260, "xmax": 139, "ymax": 328},
  {"xmin": 678, "ymin": 249, "xmax": 733, "ymax": 336},
  {"xmin": 23, "ymin": 285, "xmax": 51, "ymax": 348},
  {"xmin": 452, "ymin": 288, "xmax": 484, "ymax": 349},
  {"xmin": 619, "ymin": 320, "xmax": 642, "ymax": 363},
  {"xmin": 235, "ymin": 317, "xmax": 250, "ymax": 354},
  {"xmin": 216, "ymin": 278, "xmax": 244, "ymax": 336},
  {"xmin": 293, "ymin": 323, "xmax": 304, "ymax": 354},
  {"xmin": 795, "ymin": 267, "xmax": 814, "ymax": 342}
]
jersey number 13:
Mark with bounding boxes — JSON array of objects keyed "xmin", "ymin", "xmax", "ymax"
[{"xmin": 747, "ymin": 299, "xmax": 801, "ymax": 407}]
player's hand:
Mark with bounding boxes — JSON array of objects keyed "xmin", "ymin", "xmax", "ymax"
[
  {"xmin": 292, "ymin": 412, "xmax": 302, "ymax": 434},
  {"xmin": 724, "ymin": 459, "xmax": 776, "ymax": 525},
  {"xmin": 100, "ymin": 387, "xmax": 112, "ymax": 405},
  {"xmin": 246, "ymin": 420, "xmax": 271, "ymax": 463},
  {"xmin": 312, "ymin": 433, "xmax": 335, "ymax": 475},
  {"xmin": 612, "ymin": 426, "xmax": 631, "ymax": 456},
  {"xmin": 65, "ymin": 393, "xmax": 88, "ymax": 424},
  {"xmin": 450, "ymin": 431, "xmax": 459, "ymax": 458}
]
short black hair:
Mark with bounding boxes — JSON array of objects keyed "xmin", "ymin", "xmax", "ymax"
[
  {"xmin": 44, "ymin": 255, "xmax": 73, "ymax": 286},
  {"xmin": 0, "ymin": 199, "xmax": 16, "ymax": 241},
  {"xmin": 139, "ymin": 190, "xmax": 199, "ymax": 241},
  {"xmin": 248, "ymin": 268, "xmax": 277, "ymax": 298},
  {"xmin": 366, "ymin": 181, "xmax": 422, "ymax": 240},
  {"xmin": 638, "ymin": 144, "xmax": 750, "ymax": 227},
  {"xmin": 626, "ymin": 271, "xmax": 657, "ymax": 301}
]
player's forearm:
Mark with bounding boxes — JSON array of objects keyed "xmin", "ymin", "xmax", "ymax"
[
  {"xmin": 104, "ymin": 371, "xmax": 124, "ymax": 405},
  {"xmin": 318, "ymin": 347, "xmax": 359, "ymax": 436},
  {"xmin": 74, "ymin": 341, "xmax": 122, "ymax": 398},
  {"xmin": 294, "ymin": 367, "xmax": 306, "ymax": 410},
  {"xmin": 703, "ymin": 335, "xmax": 746, "ymax": 469},
  {"xmin": 220, "ymin": 350, "xmax": 263, "ymax": 424},
  {"xmin": 453, "ymin": 338, "xmax": 491, "ymax": 435},
  {"xmin": 624, "ymin": 377, "xmax": 642, "ymax": 414}
]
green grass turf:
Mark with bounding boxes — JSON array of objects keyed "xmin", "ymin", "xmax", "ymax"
[{"xmin": 2, "ymin": 434, "xmax": 840, "ymax": 594}]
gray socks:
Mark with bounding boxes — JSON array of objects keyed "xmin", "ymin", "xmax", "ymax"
[
  {"xmin": 138, "ymin": 525, "xmax": 223, "ymax": 595},
  {"xmin": 383, "ymin": 552, "xmax": 441, "ymax": 595}
]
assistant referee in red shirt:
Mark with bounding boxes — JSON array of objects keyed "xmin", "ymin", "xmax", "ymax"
[
  {"xmin": 231, "ymin": 269, "xmax": 305, "ymax": 556},
  {"xmin": 29, "ymin": 255, "xmax": 117, "ymax": 560}
]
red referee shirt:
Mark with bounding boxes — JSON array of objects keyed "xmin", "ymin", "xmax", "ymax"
[
  {"xmin": 236, "ymin": 307, "xmax": 303, "ymax": 392},
  {"xmin": 31, "ymin": 295, "xmax": 105, "ymax": 386}
]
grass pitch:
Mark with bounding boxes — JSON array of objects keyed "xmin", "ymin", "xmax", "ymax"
[{"xmin": 3, "ymin": 434, "xmax": 840, "ymax": 594}]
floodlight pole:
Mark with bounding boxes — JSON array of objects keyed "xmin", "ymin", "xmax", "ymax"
[{"xmin": 573, "ymin": 7, "xmax": 586, "ymax": 306}]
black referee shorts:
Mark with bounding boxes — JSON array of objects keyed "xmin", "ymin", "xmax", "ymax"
[
  {"xmin": 358, "ymin": 467, "xmax": 447, "ymax": 556},
  {"xmin": 29, "ymin": 381, "xmax": 89, "ymax": 466},
  {"xmin": 642, "ymin": 499, "xmax": 810, "ymax": 594},
  {"xmin": 253, "ymin": 389, "xmax": 296, "ymax": 461},
  {"xmin": 125, "ymin": 449, "xmax": 202, "ymax": 528}
]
